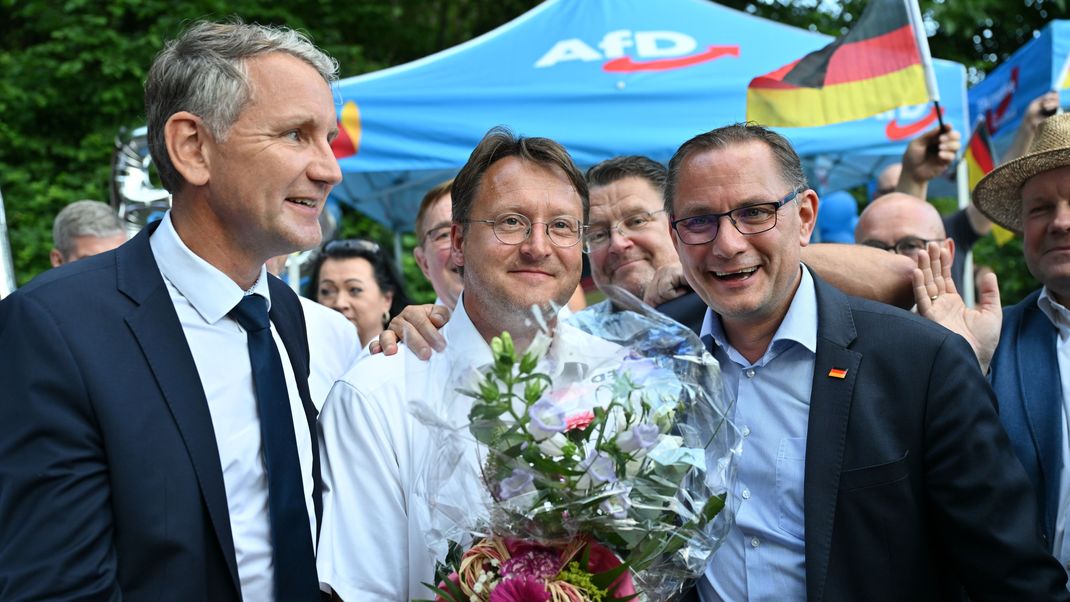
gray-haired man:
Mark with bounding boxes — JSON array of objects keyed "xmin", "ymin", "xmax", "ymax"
[
  {"xmin": 49, "ymin": 199, "xmax": 126, "ymax": 266},
  {"xmin": 0, "ymin": 21, "xmax": 341, "ymax": 601}
]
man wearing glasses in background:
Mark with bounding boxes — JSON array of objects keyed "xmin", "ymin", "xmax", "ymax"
[
  {"xmin": 316, "ymin": 127, "xmax": 619, "ymax": 599},
  {"xmin": 413, "ymin": 178, "xmax": 463, "ymax": 311},
  {"xmin": 854, "ymin": 191, "xmax": 955, "ymax": 261},
  {"xmin": 670, "ymin": 123, "xmax": 1068, "ymax": 601}
]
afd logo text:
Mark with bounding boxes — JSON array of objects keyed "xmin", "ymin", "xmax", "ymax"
[{"xmin": 535, "ymin": 30, "xmax": 739, "ymax": 72}]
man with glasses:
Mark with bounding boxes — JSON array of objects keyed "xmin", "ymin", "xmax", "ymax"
[
  {"xmin": 317, "ymin": 127, "xmax": 619, "ymax": 599},
  {"xmin": 671, "ymin": 123, "xmax": 1067, "ymax": 601},
  {"xmin": 586, "ymin": 156, "xmax": 917, "ymax": 334},
  {"xmin": 855, "ymin": 191, "xmax": 953, "ymax": 261},
  {"xmin": 413, "ymin": 178, "xmax": 463, "ymax": 311}
]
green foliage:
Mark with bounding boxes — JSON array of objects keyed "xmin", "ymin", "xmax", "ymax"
[
  {"xmin": 972, "ymin": 234, "xmax": 1040, "ymax": 306},
  {"xmin": 0, "ymin": 0, "xmax": 539, "ymax": 286}
]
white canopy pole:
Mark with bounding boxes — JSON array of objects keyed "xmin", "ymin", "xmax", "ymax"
[{"xmin": 0, "ymin": 185, "xmax": 17, "ymax": 299}]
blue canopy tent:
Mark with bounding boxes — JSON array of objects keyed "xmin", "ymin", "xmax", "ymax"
[
  {"xmin": 330, "ymin": 0, "xmax": 969, "ymax": 234},
  {"xmin": 968, "ymin": 20, "xmax": 1070, "ymax": 160}
]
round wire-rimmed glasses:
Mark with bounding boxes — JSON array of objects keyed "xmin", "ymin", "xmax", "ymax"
[{"xmin": 464, "ymin": 213, "xmax": 585, "ymax": 248}]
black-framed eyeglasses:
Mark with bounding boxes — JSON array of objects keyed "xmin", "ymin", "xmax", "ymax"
[
  {"xmin": 670, "ymin": 188, "xmax": 800, "ymax": 245},
  {"xmin": 583, "ymin": 209, "xmax": 667, "ymax": 252},
  {"xmin": 464, "ymin": 213, "xmax": 585, "ymax": 248},
  {"xmin": 323, "ymin": 238, "xmax": 380, "ymax": 255},
  {"xmin": 422, "ymin": 224, "xmax": 452, "ymax": 249},
  {"xmin": 861, "ymin": 236, "xmax": 945, "ymax": 256}
]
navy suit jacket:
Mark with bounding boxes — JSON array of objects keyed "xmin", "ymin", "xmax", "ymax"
[
  {"xmin": 990, "ymin": 288, "xmax": 1064, "ymax": 550},
  {"xmin": 682, "ymin": 271, "xmax": 1067, "ymax": 601},
  {"xmin": 0, "ymin": 223, "xmax": 319, "ymax": 601}
]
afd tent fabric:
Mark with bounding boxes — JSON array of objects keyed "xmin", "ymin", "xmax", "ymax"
[
  {"xmin": 331, "ymin": 0, "xmax": 969, "ymax": 232},
  {"xmin": 968, "ymin": 20, "xmax": 1070, "ymax": 160}
]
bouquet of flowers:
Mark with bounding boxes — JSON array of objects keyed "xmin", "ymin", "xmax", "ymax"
[{"xmin": 416, "ymin": 294, "xmax": 739, "ymax": 601}]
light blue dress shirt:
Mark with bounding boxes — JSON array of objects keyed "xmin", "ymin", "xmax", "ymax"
[{"xmin": 699, "ymin": 266, "xmax": 817, "ymax": 602}]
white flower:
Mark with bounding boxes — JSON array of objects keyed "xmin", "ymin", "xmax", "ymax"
[
  {"xmin": 599, "ymin": 484, "xmax": 633, "ymax": 518},
  {"xmin": 576, "ymin": 450, "xmax": 617, "ymax": 490},
  {"xmin": 615, "ymin": 423, "xmax": 661, "ymax": 455},
  {"xmin": 537, "ymin": 432, "xmax": 569, "ymax": 457},
  {"xmin": 527, "ymin": 398, "xmax": 566, "ymax": 441},
  {"xmin": 498, "ymin": 468, "xmax": 535, "ymax": 500}
]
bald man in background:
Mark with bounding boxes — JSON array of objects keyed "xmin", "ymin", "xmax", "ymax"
[{"xmin": 855, "ymin": 192, "xmax": 954, "ymax": 266}]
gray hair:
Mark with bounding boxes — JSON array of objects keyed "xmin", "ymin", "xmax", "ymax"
[
  {"xmin": 52, "ymin": 200, "xmax": 125, "ymax": 256},
  {"xmin": 665, "ymin": 122, "xmax": 807, "ymax": 213},
  {"xmin": 145, "ymin": 20, "xmax": 339, "ymax": 193}
]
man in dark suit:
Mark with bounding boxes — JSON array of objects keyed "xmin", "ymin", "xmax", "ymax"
[
  {"xmin": 0, "ymin": 21, "xmax": 342, "ymax": 601},
  {"xmin": 668, "ymin": 123, "xmax": 1068, "ymax": 600}
]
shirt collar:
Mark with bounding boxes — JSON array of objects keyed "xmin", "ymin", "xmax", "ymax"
[
  {"xmin": 701, "ymin": 264, "xmax": 818, "ymax": 363},
  {"xmin": 445, "ymin": 293, "xmax": 582, "ymax": 369},
  {"xmin": 1038, "ymin": 286, "xmax": 1070, "ymax": 334},
  {"xmin": 149, "ymin": 211, "xmax": 271, "ymax": 324}
]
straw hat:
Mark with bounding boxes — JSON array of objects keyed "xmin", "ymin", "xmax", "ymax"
[{"xmin": 974, "ymin": 112, "xmax": 1070, "ymax": 233}]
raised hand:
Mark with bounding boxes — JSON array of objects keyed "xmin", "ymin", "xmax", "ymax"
[{"xmin": 912, "ymin": 241, "xmax": 1001, "ymax": 373}]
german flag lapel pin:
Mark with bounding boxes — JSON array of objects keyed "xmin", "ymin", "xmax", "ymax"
[{"xmin": 827, "ymin": 368, "xmax": 848, "ymax": 379}]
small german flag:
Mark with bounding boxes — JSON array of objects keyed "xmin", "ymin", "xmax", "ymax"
[
  {"xmin": 828, "ymin": 368, "xmax": 848, "ymax": 379},
  {"xmin": 964, "ymin": 120, "xmax": 1015, "ymax": 245},
  {"xmin": 746, "ymin": 0, "xmax": 928, "ymax": 128}
]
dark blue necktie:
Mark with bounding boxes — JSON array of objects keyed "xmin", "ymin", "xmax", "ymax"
[{"xmin": 230, "ymin": 294, "xmax": 319, "ymax": 601}]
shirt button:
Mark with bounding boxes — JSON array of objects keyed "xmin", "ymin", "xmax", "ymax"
[
  {"xmin": 741, "ymin": 426, "xmax": 751, "ymax": 437},
  {"xmin": 750, "ymin": 536, "xmax": 761, "ymax": 548},
  {"xmin": 745, "ymin": 368, "xmax": 756, "ymax": 379},
  {"xmin": 742, "ymin": 488, "xmax": 751, "ymax": 499}
]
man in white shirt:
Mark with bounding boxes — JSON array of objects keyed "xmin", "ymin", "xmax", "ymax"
[
  {"xmin": 0, "ymin": 21, "xmax": 341, "ymax": 601},
  {"xmin": 317, "ymin": 127, "xmax": 617, "ymax": 600}
]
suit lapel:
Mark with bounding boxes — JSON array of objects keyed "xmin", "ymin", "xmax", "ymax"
[
  {"xmin": 803, "ymin": 272, "xmax": 861, "ymax": 602},
  {"xmin": 117, "ymin": 224, "xmax": 242, "ymax": 595},
  {"xmin": 1015, "ymin": 300, "xmax": 1063, "ymax": 537}
]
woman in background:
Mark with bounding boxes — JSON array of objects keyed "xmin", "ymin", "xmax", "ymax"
[{"xmin": 310, "ymin": 238, "xmax": 411, "ymax": 349}]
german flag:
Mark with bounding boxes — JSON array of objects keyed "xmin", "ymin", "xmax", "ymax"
[
  {"xmin": 964, "ymin": 121, "xmax": 995, "ymax": 191},
  {"xmin": 964, "ymin": 121, "xmax": 1015, "ymax": 245},
  {"xmin": 746, "ymin": 0, "xmax": 928, "ymax": 128}
]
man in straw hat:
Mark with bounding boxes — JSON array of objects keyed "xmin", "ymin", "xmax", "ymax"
[{"xmin": 920, "ymin": 112, "xmax": 1070, "ymax": 582}]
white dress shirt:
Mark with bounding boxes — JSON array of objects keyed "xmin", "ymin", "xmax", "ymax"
[
  {"xmin": 150, "ymin": 212, "xmax": 317, "ymax": 601},
  {"xmin": 1036, "ymin": 287, "xmax": 1070, "ymax": 577},
  {"xmin": 298, "ymin": 296, "xmax": 360, "ymax": 410},
  {"xmin": 317, "ymin": 294, "xmax": 620, "ymax": 600},
  {"xmin": 699, "ymin": 266, "xmax": 817, "ymax": 602}
]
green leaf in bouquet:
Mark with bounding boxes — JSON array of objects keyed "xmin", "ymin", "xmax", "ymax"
[
  {"xmin": 523, "ymin": 378, "xmax": 549, "ymax": 403},
  {"xmin": 478, "ymin": 379, "xmax": 501, "ymax": 403},
  {"xmin": 588, "ymin": 559, "xmax": 637, "ymax": 601},
  {"xmin": 421, "ymin": 577, "xmax": 467, "ymax": 602},
  {"xmin": 519, "ymin": 349, "xmax": 539, "ymax": 374}
]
